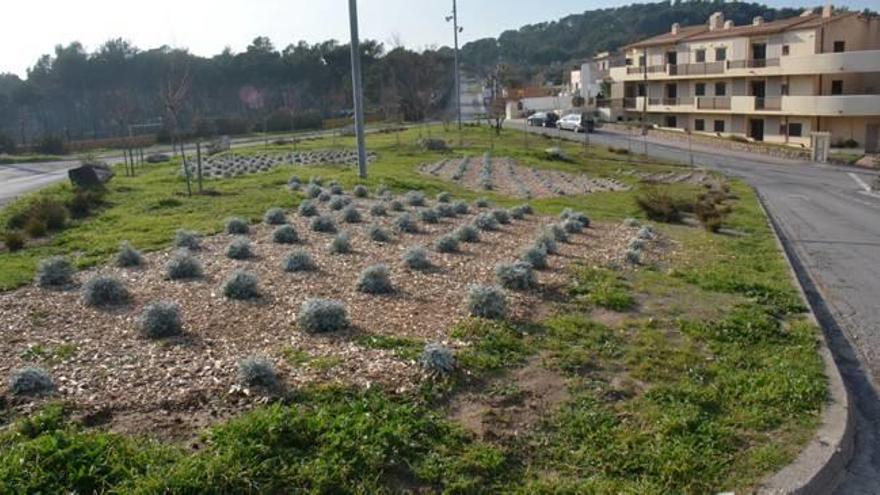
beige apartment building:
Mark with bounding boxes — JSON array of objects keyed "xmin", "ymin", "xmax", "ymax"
[{"xmin": 608, "ymin": 6, "xmax": 880, "ymax": 151}]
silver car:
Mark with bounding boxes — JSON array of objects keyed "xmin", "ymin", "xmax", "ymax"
[{"xmin": 556, "ymin": 113, "xmax": 585, "ymax": 132}]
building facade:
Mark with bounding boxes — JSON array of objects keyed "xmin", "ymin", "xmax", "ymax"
[{"xmin": 608, "ymin": 7, "xmax": 880, "ymax": 151}]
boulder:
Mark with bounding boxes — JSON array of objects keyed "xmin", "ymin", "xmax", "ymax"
[
  {"xmin": 146, "ymin": 153, "xmax": 171, "ymax": 163},
  {"xmin": 419, "ymin": 138, "xmax": 448, "ymax": 152},
  {"xmin": 69, "ymin": 163, "xmax": 114, "ymax": 189}
]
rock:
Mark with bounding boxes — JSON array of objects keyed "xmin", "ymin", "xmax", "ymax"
[
  {"xmin": 146, "ymin": 153, "xmax": 171, "ymax": 163},
  {"xmin": 207, "ymin": 136, "xmax": 231, "ymax": 155},
  {"xmin": 419, "ymin": 138, "xmax": 448, "ymax": 152},
  {"xmin": 68, "ymin": 162, "xmax": 114, "ymax": 188},
  {"xmin": 544, "ymin": 147, "xmax": 570, "ymax": 162}
]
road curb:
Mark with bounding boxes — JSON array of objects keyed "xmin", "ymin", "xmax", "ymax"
[{"xmin": 755, "ymin": 190, "xmax": 855, "ymax": 495}]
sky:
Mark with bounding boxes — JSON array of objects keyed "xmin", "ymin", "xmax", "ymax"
[{"xmin": 1, "ymin": 0, "xmax": 874, "ymax": 77}]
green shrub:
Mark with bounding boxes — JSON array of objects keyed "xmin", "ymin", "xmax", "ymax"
[
  {"xmin": 297, "ymin": 298, "xmax": 349, "ymax": 333},
  {"xmin": 357, "ymin": 264, "xmax": 394, "ymax": 294},
  {"xmin": 138, "ymin": 301, "xmax": 183, "ymax": 339},
  {"xmin": 467, "ymin": 285, "xmax": 508, "ymax": 320},
  {"xmin": 35, "ymin": 256, "xmax": 74, "ymax": 287},
  {"xmin": 166, "ymin": 250, "xmax": 203, "ymax": 280},
  {"xmin": 226, "ymin": 217, "xmax": 250, "ymax": 235},
  {"xmin": 3, "ymin": 231, "xmax": 25, "ymax": 252},
  {"xmin": 223, "ymin": 270, "xmax": 260, "ymax": 300},
  {"xmin": 83, "ymin": 275, "xmax": 130, "ymax": 307},
  {"xmin": 116, "ymin": 241, "xmax": 144, "ymax": 267},
  {"xmin": 695, "ymin": 196, "xmax": 732, "ymax": 233},
  {"xmin": 24, "ymin": 218, "xmax": 47, "ymax": 238},
  {"xmin": 635, "ymin": 189, "xmax": 684, "ymax": 223}
]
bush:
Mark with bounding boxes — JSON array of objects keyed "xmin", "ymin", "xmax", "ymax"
[
  {"xmin": 521, "ymin": 246, "xmax": 548, "ymax": 269},
  {"xmin": 368, "ymin": 224, "xmax": 391, "ymax": 243},
  {"xmin": 357, "ymin": 264, "xmax": 394, "ymax": 294},
  {"xmin": 389, "ymin": 199, "xmax": 405, "ymax": 212},
  {"xmin": 138, "ymin": 301, "xmax": 183, "ymax": 339},
  {"xmin": 467, "ymin": 285, "xmax": 508, "ymax": 319},
  {"xmin": 283, "ymin": 250, "xmax": 316, "ymax": 272},
  {"xmin": 419, "ymin": 208, "xmax": 439, "ymax": 224},
  {"xmin": 561, "ymin": 209, "xmax": 590, "ymax": 227},
  {"xmin": 166, "ymin": 249, "xmax": 203, "ymax": 280},
  {"xmin": 624, "ymin": 218, "xmax": 641, "ymax": 227},
  {"xmin": 226, "ymin": 217, "xmax": 250, "ymax": 235},
  {"xmin": 435, "ymin": 234, "xmax": 459, "ymax": 253},
  {"xmin": 562, "ymin": 219, "xmax": 584, "ymax": 234},
  {"xmin": 66, "ymin": 189, "xmax": 104, "ymax": 219},
  {"xmin": 116, "ymin": 241, "xmax": 144, "ymax": 268},
  {"xmin": 9, "ymin": 367, "xmax": 54, "ymax": 396},
  {"xmin": 436, "ymin": 192, "xmax": 451, "ymax": 203},
  {"xmin": 297, "ymin": 298, "xmax": 349, "ymax": 333},
  {"xmin": 492, "ymin": 209, "xmax": 510, "ymax": 225},
  {"xmin": 353, "ymin": 185, "xmax": 369, "ymax": 198},
  {"xmin": 238, "ymin": 357, "xmax": 278, "ymax": 388},
  {"xmin": 318, "ymin": 192, "xmax": 331, "ymax": 203},
  {"xmin": 223, "ymin": 270, "xmax": 260, "ymax": 300},
  {"xmin": 695, "ymin": 197, "xmax": 732, "ymax": 233},
  {"xmin": 394, "ymin": 213, "xmax": 418, "ymax": 233},
  {"xmin": 329, "ymin": 183, "xmax": 344, "ymax": 195},
  {"xmin": 549, "ymin": 224, "xmax": 569, "ymax": 242},
  {"xmin": 436, "ymin": 204, "xmax": 456, "ymax": 218},
  {"xmin": 311, "ymin": 215, "xmax": 337, "ymax": 233},
  {"xmin": 83, "ymin": 275, "xmax": 130, "ymax": 307},
  {"xmin": 329, "ymin": 196, "xmax": 347, "ymax": 211},
  {"xmin": 453, "ymin": 201, "xmax": 469, "ymax": 215},
  {"xmin": 628, "ymin": 238, "xmax": 646, "ymax": 250},
  {"xmin": 226, "ymin": 237, "xmax": 253, "ymax": 260},
  {"xmin": 519, "ymin": 204, "xmax": 534, "ymax": 215},
  {"xmin": 174, "ymin": 230, "xmax": 201, "ymax": 250},
  {"xmin": 405, "ymin": 190, "xmax": 426, "ymax": 207},
  {"xmin": 473, "ymin": 213, "xmax": 498, "ymax": 231},
  {"xmin": 403, "ymin": 246, "xmax": 431, "ymax": 270},
  {"xmin": 454, "ymin": 224, "xmax": 480, "ymax": 243},
  {"xmin": 35, "ymin": 256, "xmax": 74, "ymax": 287},
  {"xmin": 305, "ymin": 184, "xmax": 323, "ymax": 198},
  {"xmin": 637, "ymin": 226, "xmax": 655, "ymax": 240},
  {"xmin": 3, "ymin": 231, "xmax": 25, "ymax": 252},
  {"xmin": 288, "ymin": 175, "xmax": 301, "ymax": 189},
  {"xmin": 342, "ymin": 206, "xmax": 362, "ymax": 223},
  {"xmin": 24, "ymin": 218, "xmax": 47, "ymax": 238},
  {"xmin": 475, "ymin": 198, "xmax": 490, "ymax": 208},
  {"xmin": 35, "ymin": 135, "xmax": 66, "ymax": 155},
  {"xmin": 495, "ymin": 261, "xmax": 537, "ymax": 291},
  {"xmin": 298, "ymin": 200, "xmax": 319, "ymax": 217},
  {"xmin": 420, "ymin": 343, "xmax": 455, "ymax": 375},
  {"xmin": 273, "ymin": 225, "xmax": 299, "ymax": 244},
  {"xmin": 369, "ymin": 203, "xmax": 387, "ymax": 217},
  {"xmin": 263, "ymin": 207, "xmax": 287, "ymax": 225},
  {"xmin": 534, "ymin": 233, "xmax": 559, "ymax": 255},
  {"xmin": 31, "ymin": 199, "xmax": 69, "ymax": 231},
  {"xmin": 329, "ymin": 232, "xmax": 351, "ymax": 254},
  {"xmin": 509, "ymin": 207, "xmax": 525, "ymax": 220},
  {"xmin": 635, "ymin": 189, "xmax": 683, "ymax": 223},
  {"xmin": 625, "ymin": 248, "xmax": 643, "ymax": 265}
]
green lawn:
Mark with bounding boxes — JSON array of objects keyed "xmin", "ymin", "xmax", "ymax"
[{"xmin": 0, "ymin": 125, "xmax": 826, "ymax": 493}]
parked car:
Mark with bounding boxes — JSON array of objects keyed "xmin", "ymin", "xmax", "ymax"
[
  {"xmin": 527, "ymin": 112, "xmax": 559, "ymax": 127},
  {"xmin": 556, "ymin": 113, "xmax": 595, "ymax": 133}
]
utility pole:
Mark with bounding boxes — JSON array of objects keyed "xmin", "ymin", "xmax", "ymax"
[
  {"xmin": 348, "ymin": 0, "xmax": 368, "ymax": 179},
  {"xmin": 448, "ymin": 0, "xmax": 463, "ymax": 131}
]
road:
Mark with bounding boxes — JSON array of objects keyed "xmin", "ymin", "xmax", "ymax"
[{"xmin": 506, "ymin": 120, "xmax": 880, "ymax": 493}]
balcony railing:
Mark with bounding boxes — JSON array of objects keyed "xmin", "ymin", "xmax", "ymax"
[
  {"xmin": 648, "ymin": 97, "xmax": 695, "ymax": 106},
  {"xmin": 626, "ymin": 65, "xmax": 666, "ymax": 75},
  {"xmin": 668, "ymin": 61, "xmax": 725, "ymax": 76},
  {"xmin": 623, "ymin": 97, "xmax": 638, "ymax": 109},
  {"xmin": 696, "ymin": 96, "xmax": 731, "ymax": 110},
  {"xmin": 727, "ymin": 58, "xmax": 780, "ymax": 69},
  {"xmin": 754, "ymin": 97, "xmax": 782, "ymax": 110}
]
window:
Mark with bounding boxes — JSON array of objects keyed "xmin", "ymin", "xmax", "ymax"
[
  {"xmin": 665, "ymin": 116, "xmax": 677, "ymax": 128},
  {"xmin": 637, "ymin": 84, "xmax": 646, "ymax": 97},
  {"xmin": 695, "ymin": 49, "xmax": 706, "ymax": 63},
  {"xmin": 787, "ymin": 123, "xmax": 803, "ymax": 137},
  {"xmin": 625, "ymin": 58, "xmax": 633, "ymax": 66},
  {"xmin": 695, "ymin": 83, "xmax": 706, "ymax": 96},
  {"xmin": 694, "ymin": 119, "xmax": 705, "ymax": 131},
  {"xmin": 715, "ymin": 47, "xmax": 727, "ymax": 61},
  {"xmin": 781, "ymin": 84, "xmax": 789, "ymax": 96},
  {"xmin": 715, "ymin": 82, "xmax": 727, "ymax": 96},
  {"xmin": 714, "ymin": 120, "xmax": 725, "ymax": 133},
  {"xmin": 782, "ymin": 45, "xmax": 790, "ymax": 56},
  {"xmin": 639, "ymin": 55, "xmax": 646, "ymax": 66},
  {"xmin": 831, "ymin": 80, "xmax": 843, "ymax": 95},
  {"xmin": 833, "ymin": 41, "xmax": 845, "ymax": 53}
]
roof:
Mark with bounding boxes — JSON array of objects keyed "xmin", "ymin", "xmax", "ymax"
[{"xmin": 623, "ymin": 12, "xmax": 855, "ymax": 50}]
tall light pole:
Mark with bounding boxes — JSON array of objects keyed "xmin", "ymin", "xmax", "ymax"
[
  {"xmin": 348, "ymin": 0, "xmax": 368, "ymax": 178},
  {"xmin": 447, "ymin": 1, "xmax": 463, "ymax": 130}
]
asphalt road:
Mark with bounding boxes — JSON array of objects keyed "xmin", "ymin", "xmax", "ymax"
[{"xmin": 506, "ymin": 120, "xmax": 880, "ymax": 493}]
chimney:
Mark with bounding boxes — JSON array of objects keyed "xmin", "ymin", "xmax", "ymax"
[
  {"xmin": 753, "ymin": 16, "xmax": 764, "ymax": 26},
  {"xmin": 671, "ymin": 22, "xmax": 680, "ymax": 35},
  {"xmin": 708, "ymin": 12, "xmax": 724, "ymax": 31},
  {"xmin": 822, "ymin": 4, "xmax": 833, "ymax": 18},
  {"xmin": 724, "ymin": 20, "xmax": 734, "ymax": 29}
]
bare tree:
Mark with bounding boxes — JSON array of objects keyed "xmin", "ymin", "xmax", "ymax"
[{"xmin": 159, "ymin": 59, "xmax": 193, "ymax": 194}]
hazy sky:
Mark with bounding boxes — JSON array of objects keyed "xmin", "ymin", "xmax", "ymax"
[{"xmin": 1, "ymin": 0, "xmax": 874, "ymax": 77}]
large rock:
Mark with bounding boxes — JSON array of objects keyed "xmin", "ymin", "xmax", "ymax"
[
  {"xmin": 69, "ymin": 163, "xmax": 114, "ymax": 189},
  {"xmin": 146, "ymin": 153, "xmax": 171, "ymax": 164},
  {"xmin": 419, "ymin": 138, "xmax": 448, "ymax": 152}
]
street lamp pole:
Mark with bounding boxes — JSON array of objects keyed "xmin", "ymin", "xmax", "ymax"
[
  {"xmin": 451, "ymin": 0, "xmax": 462, "ymax": 131},
  {"xmin": 348, "ymin": 0, "xmax": 368, "ymax": 178}
]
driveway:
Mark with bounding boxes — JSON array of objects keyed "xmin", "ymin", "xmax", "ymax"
[{"xmin": 506, "ymin": 120, "xmax": 880, "ymax": 492}]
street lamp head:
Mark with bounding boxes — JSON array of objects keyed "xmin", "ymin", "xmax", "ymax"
[
  {"xmin": 459, "ymin": 27, "xmax": 464, "ymax": 33},
  {"xmin": 445, "ymin": 15, "xmax": 453, "ymax": 22}
]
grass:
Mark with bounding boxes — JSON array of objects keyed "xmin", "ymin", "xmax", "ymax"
[{"xmin": 0, "ymin": 125, "xmax": 827, "ymax": 493}]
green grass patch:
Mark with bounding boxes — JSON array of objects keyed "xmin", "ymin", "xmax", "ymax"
[{"xmin": 569, "ymin": 265, "xmax": 635, "ymax": 311}]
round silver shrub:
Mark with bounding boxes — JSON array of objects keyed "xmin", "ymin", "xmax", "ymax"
[
  {"xmin": 329, "ymin": 232, "xmax": 351, "ymax": 254},
  {"xmin": 521, "ymin": 245, "xmax": 548, "ymax": 269},
  {"xmin": 419, "ymin": 208, "xmax": 439, "ymax": 224},
  {"xmin": 223, "ymin": 270, "xmax": 260, "ymax": 300},
  {"xmin": 36, "ymin": 256, "xmax": 74, "ymax": 287},
  {"xmin": 624, "ymin": 217, "xmax": 641, "ymax": 227},
  {"xmin": 288, "ymin": 175, "xmax": 301, "ymax": 188},
  {"xmin": 389, "ymin": 200, "xmax": 405, "ymax": 212},
  {"xmin": 283, "ymin": 249, "xmax": 316, "ymax": 272},
  {"xmin": 369, "ymin": 203, "xmax": 387, "ymax": 217},
  {"xmin": 273, "ymin": 225, "xmax": 299, "ymax": 244},
  {"xmin": 492, "ymin": 209, "xmax": 511, "ymax": 224},
  {"xmin": 264, "ymin": 207, "xmax": 287, "ymax": 225},
  {"xmin": 174, "ymin": 230, "xmax": 201, "ymax": 250},
  {"xmin": 452, "ymin": 201, "xmax": 469, "ymax": 215},
  {"xmin": 628, "ymin": 238, "xmax": 645, "ymax": 250},
  {"xmin": 138, "ymin": 301, "xmax": 182, "ymax": 339},
  {"xmin": 625, "ymin": 248, "xmax": 643, "ymax": 265},
  {"xmin": 395, "ymin": 213, "xmax": 418, "ymax": 233},
  {"xmin": 226, "ymin": 217, "xmax": 249, "ymax": 235},
  {"xmin": 436, "ymin": 204, "xmax": 456, "ymax": 218},
  {"xmin": 376, "ymin": 184, "xmax": 390, "ymax": 197},
  {"xmin": 329, "ymin": 196, "xmax": 347, "ymax": 211},
  {"xmin": 454, "ymin": 224, "xmax": 480, "ymax": 243},
  {"xmin": 435, "ymin": 234, "xmax": 459, "ymax": 253},
  {"xmin": 534, "ymin": 233, "xmax": 559, "ymax": 255},
  {"xmin": 368, "ymin": 224, "xmax": 391, "ymax": 243},
  {"xmin": 473, "ymin": 212, "xmax": 498, "ymax": 231},
  {"xmin": 83, "ymin": 275, "xmax": 130, "ymax": 307},
  {"xmin": 467, "ymin": 285, "xmax": 508, "ymax": 320},
  {"xmin": 436, "ymin": 192, "xmax": 451, "ymax": 203},
  {"xmin": 311, "ymin": 215, "xmax": 337, "ymax": 233},
  {"xmin": 9, "ymin": 367, "xmax": 54, "ymax": 396},
  {"xmin": 342, "ymin": 206, "xmax": 362, "ymax": 223},
  {"xmin": 495, "ymin": 261, "xmax": 537, "ymax": 291},
  {"xmin": 475, "ymin": 198, "xmax": 490, "ymax": 208},
  {"xmin": 298, "ymin": 199, "xmax": 319, "ymax": 217},
  {"xmin": 357, "ymin": 264, "xmax": 394, "ymax": 294},
  {"xmin": 116, "ymin": 241, "xmax": 144, "ymax": 268},
  {"xmin": 329, "ymin": 183, "xmax": 344, "ymax": 195},
  {"xmin": 549, "ymin": 224, "xmax": 569, "ymax": 242},
  {"xmin": 519, "ymin": 204, "xmax": 534, "ymax": 215},
  {"xmin": 637, "ymin": 226, "xmax": 655, "ymax": 240},
  {"xmin": 353, "ymin": 185, "xmax": 369, "ymax": 198},
  {"xmin": 226, "ymin": 237, "xmax": 253, "ymax": 260},
  {"xmin": 318, "ymin": 191, "xmax": 332, "ymax": 202},
  {"xmin": 509, "ymin": 207, "xmax": 526, "ymax": 220},
  {"xmin": 562, "ymin": 218, "xmax": 584, "ymax": 234},
  {"xmin": 297, "ymin": 298, "xmax": 349, "ymax": 333},
  {"xmin": 420, "ymin": 343, "xmax": 455, "ymax": 375},
  {"xmin": 166, "ymin": 249, "xmax": 203, "ymax": 280},
  {"xmin": 405, "ymin": 190, "xmax": 426, "ymax": 207},
  {"xmin": 403, "ymin": 246, "xmax": 431, "ymax": 270},
  {"xmin": 238, "ymin": 357, "xmax": 278, "ymax": 388},
  {"xmin": 305, "ymin": 183, "xmax": 322, "ymax": 198}
]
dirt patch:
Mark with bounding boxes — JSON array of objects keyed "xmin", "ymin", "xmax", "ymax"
[{"xmin": 420, "ymin": 157, "xmax": 629, "ymax": 199}]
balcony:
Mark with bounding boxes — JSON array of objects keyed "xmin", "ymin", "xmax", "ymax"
[
  {"xmin": 668, "ymin": 62, "xmax": 725, "ymax": 76},
  {"xmin": 696, "ymin": 97, "xmax": 731, "ymax": 110},
  {"xmin": 781, "ymin": 95, "xmax": 880, "ymax": 116},
  {"xmin": 754, "ymin": 97, "xmax": 782, "ymax": 111},
  {"xmin": 727, "ymin": 58, "xmax": 780, "ymax": 69}
]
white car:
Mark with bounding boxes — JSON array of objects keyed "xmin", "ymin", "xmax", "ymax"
[{"xmin": 556, "ymin": 114, "xmax": 585, "ymax": 132}]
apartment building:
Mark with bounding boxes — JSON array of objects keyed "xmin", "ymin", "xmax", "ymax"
[{"xmin": 608, "ymin": 6, "xmax": 880, "ymax": 151}]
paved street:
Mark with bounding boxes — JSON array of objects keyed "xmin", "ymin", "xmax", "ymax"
[{"xmin": 506, "ymin": 120, "xmax": 880, "ymax": 492}]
